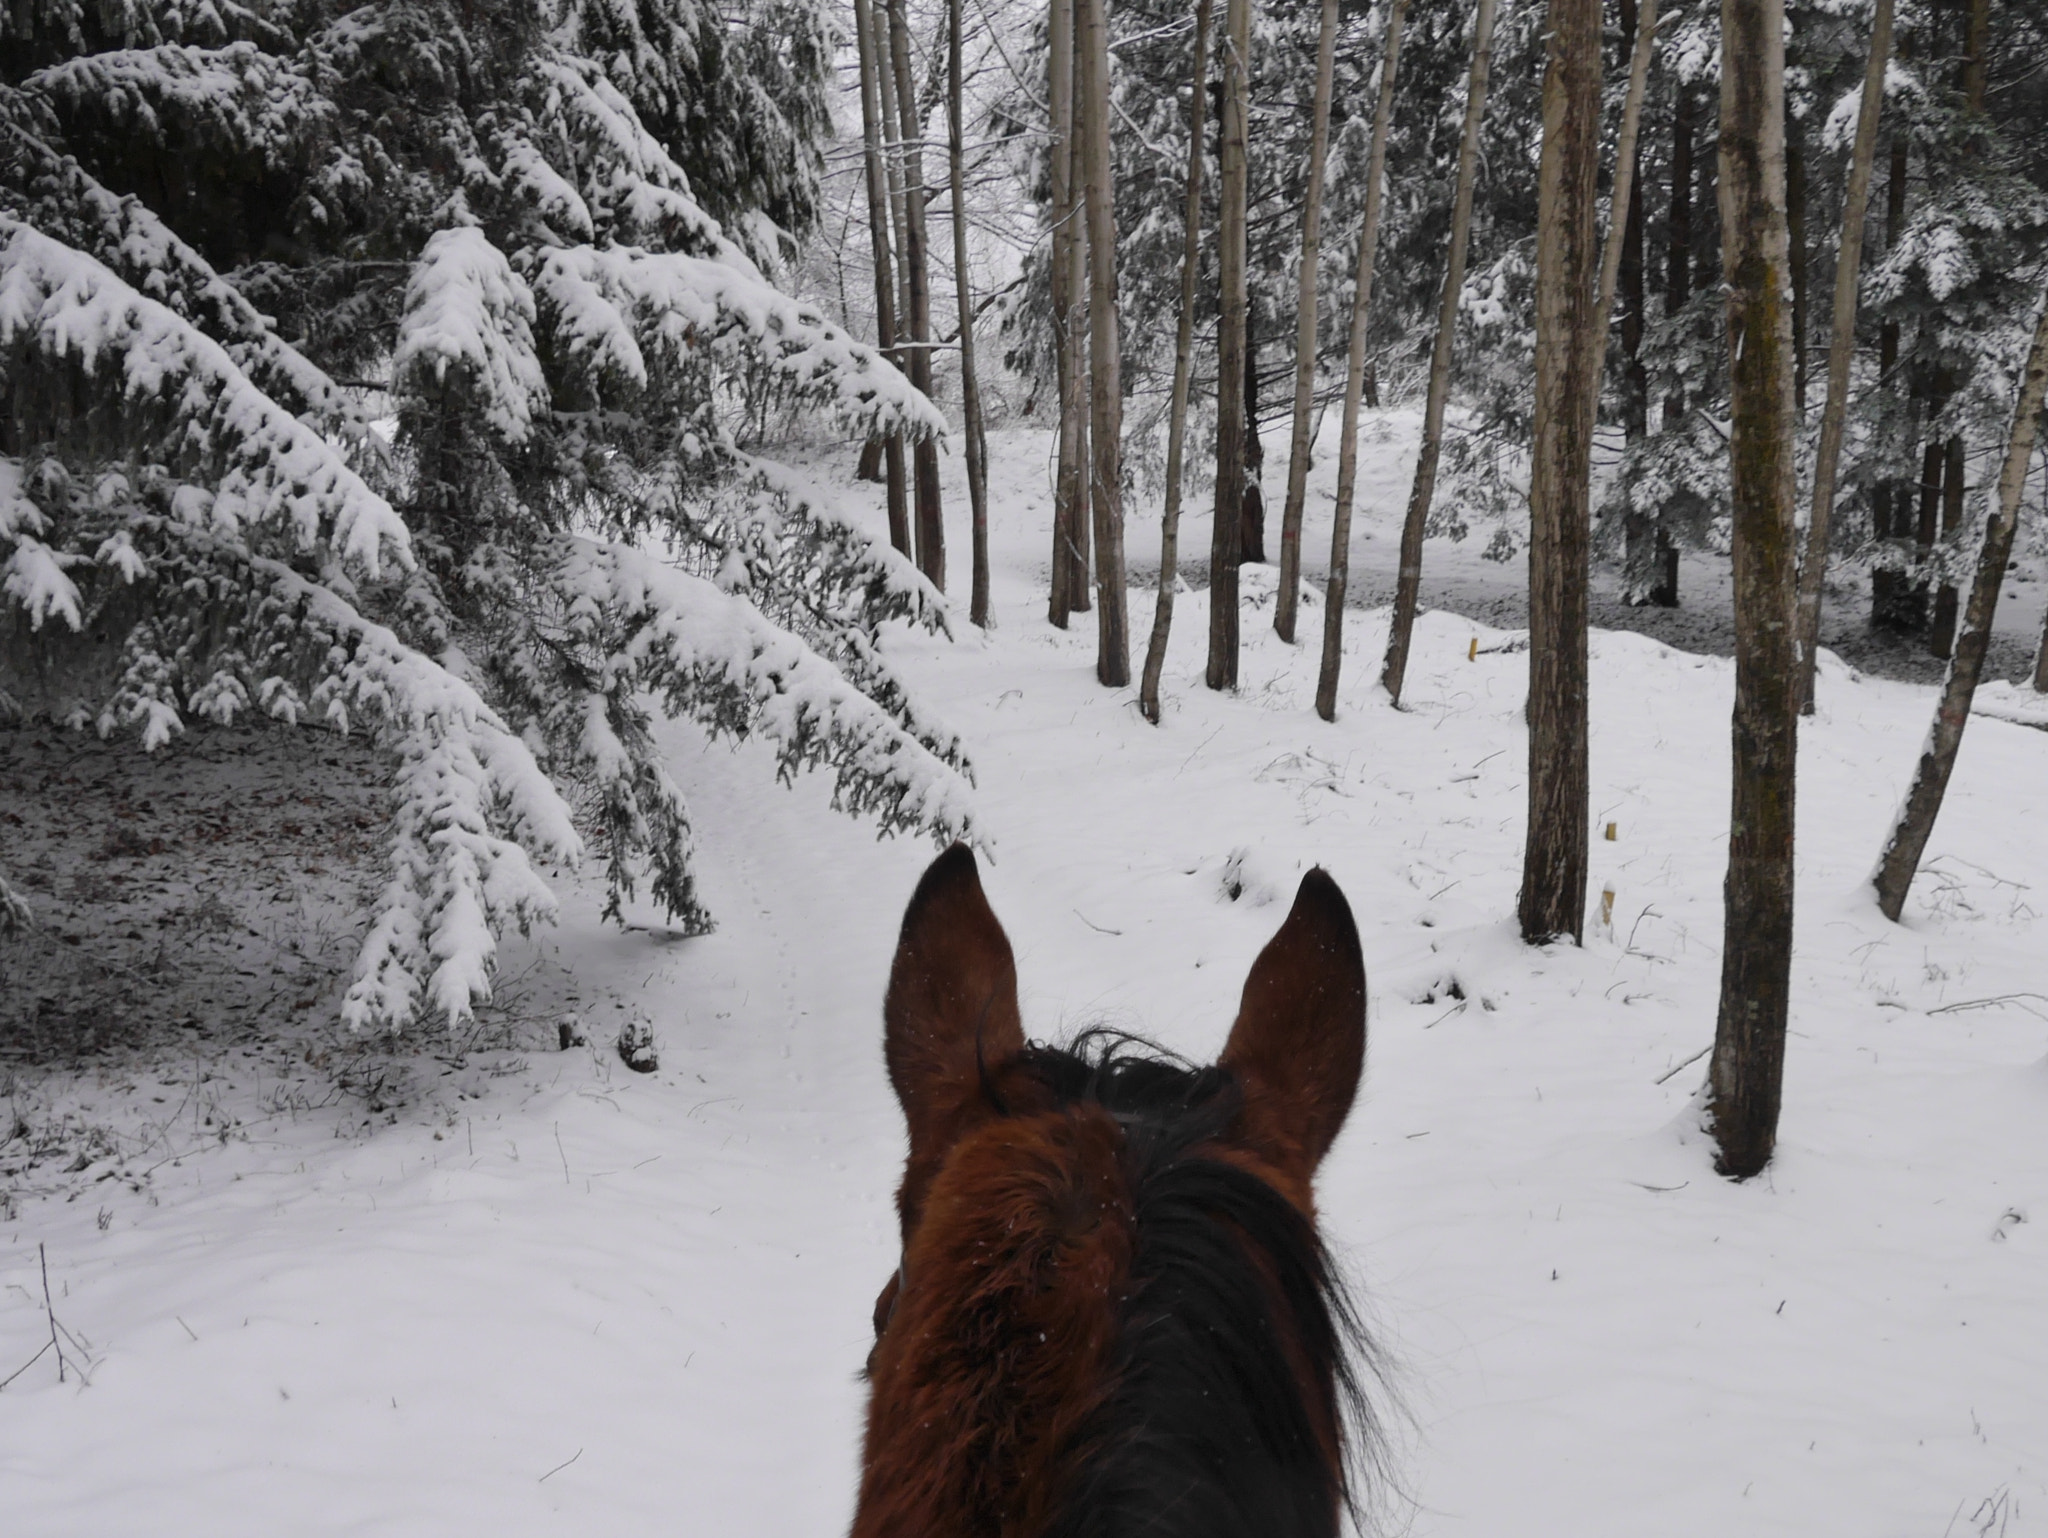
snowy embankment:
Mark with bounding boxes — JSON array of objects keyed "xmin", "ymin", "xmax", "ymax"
[{"xmin": 4, "ymin": 425, "xmax": 2045, "ymax": 1536}]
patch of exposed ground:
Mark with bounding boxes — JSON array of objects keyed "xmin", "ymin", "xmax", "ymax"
[{"xmin": 0, "ymin": 723, "xmax": 590, "ymax": 1216}]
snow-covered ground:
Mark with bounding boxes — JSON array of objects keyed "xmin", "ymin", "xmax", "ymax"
[{"xmin": 5, "ymin": 423, "xmax": 2046, "ymax": 1536}]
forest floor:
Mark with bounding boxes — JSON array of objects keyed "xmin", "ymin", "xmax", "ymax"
[{"xmin": 3, "ymin": 419, "xmax": 2046, "ymax": 1536}]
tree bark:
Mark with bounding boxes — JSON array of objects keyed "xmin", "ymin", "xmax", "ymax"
[
  {"xmin": 949, "ymin": 0, "xmax": 990, "ymax": 628},
  {"xmin": 1274, "ymin": 0, "xmax": 1341, "ymax": 644},
  {"xmin": 1140, "ymin": 0, "xmax": 1214, "ymax": 723},
  {"xmin": 1707, "ymin": 0, "xmax": 1800, "ymax": 1181},
  {"xmin": 1077, "ymin": 0, "xmax": 1129, "ymax": 684},
  {"xmin": 1793, "ymin": 0, "xmax": 1891, "ymax": 713},
  {"xmin": 855, "ymin": 0, "xmax": 912, "ymax": 556},
  {"xmin": 1515, "ymin": 0, "xmax": 1601, "ymax": 946},
  {"xmin": 1377, "ymin": 0, "xmax": 1499, "ymax": 706},
  {"xmin": 1929, "ymin": 431, "xmax": 1966, "ymax": 658},
  {"xmin": 1619, "ymin": 0, "xmax": 1649, "ymax": 444},
  {"xmin": 1663, "ymin": 77, "xmax": 1694, "ymax": 428},
  {"xmin": 887, "ymin": 0, "xmax": 945, "ymax": 589},
  {"xmin": 1871, "ymin": 133, "xmax": 1916, "ymax": 630},
  {"xmin": 1241, "ymin": 308, "xmax": 1266, "ymax": 564},
  {"xmin": 1787, "ymin": 127, "xmax": 1807, "ymax": 415},
  {"xmin": 1315, "ymin": 0, "xmax": 1408, "ymax": 722},
  {"xmin": 1207, "ymin": 0, "xmax": 1253, "ymax": 690},
  {"xmin": 1874, "ymin": 293, "xmax": 2048, "ymax": 918},
  {"xmin": 1048, "ymin": 0, "xmax": 1090, "ymax": 626},
  {"xmin": 1595, "ymin": 0, "xmax": 1657, "ymax": 339}
]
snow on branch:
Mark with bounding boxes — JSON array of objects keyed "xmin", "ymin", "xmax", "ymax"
[
  {"xmin": 0, "ymin": 117, "xmax": 364, "ymax": 434},
  {"xmin": 395, "ymin": 227, "xmax": 548, "ymax": 445},
  {"xmin": 532, "ymin": 243, "xmax": 945, "ymax": 443},
  {"xmin": 552, "ymin": 534, "xmax": 979, "ymax": 849},
  {"xmin": 22, "ymin": 42, "xmax": 331, "ymax": 166},
  {"xmin": 0, "ymin": 218, "xmax": 409, "ymax": 574},
  {"xmin": 89, "ymin": 518, "xmax": 584, "ymax": 1030}
]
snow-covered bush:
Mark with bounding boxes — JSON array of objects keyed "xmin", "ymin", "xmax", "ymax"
[{"xmin": 0, "ymin": 0, "xmax": 972, "ymax": 1028}]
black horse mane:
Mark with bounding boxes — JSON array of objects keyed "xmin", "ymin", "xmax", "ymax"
[{"xmin": 999, "ymin": 1030, "xmax": 1386, "ymax": 1538}]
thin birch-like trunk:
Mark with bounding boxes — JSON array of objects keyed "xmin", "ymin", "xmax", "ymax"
[
  {"xmin": 1874, "ymin": 295, "xmax": 2048, "ymax": 919},
  {"xmin": 1594, "ymin": 0, "xmax": 1658, "ymax": 341},
  {"xmin": 1708, "ymin": 0, "xmax": 1801, "ymax": 1181},
  {"xmin": 1048, "ymin": 0, "xmax": 1084, "ymax": 626},
  {"xmin": 1078, "ymin": 0, "xmax": 1128, "ymax": 684},
  {"xmin": 853, "ymin": 0, "xmax": 911, "ymax": 558},
  {"xmin": 1515, "ymin": 0, "xmax": 1602, "ymax": 946},
  {"xmin": 1206, "ymin": 0, "xmax": 1252, "ymax": 690},
  {"xmin": 887, "ymin": 0, "xmax": 945, "ymax": 589},
  {"xmin": 949, "ymin": 0, "xmax": 990, "ymax": 627},
  {"xmin": 1314, "ymin": 0, "xmax": 1409, "ymax": 722},
  {"xmin": 1378, "ymin": 0, "xmax": 1499, "ymax": 705},
  {"xmin": 1140, "ymin": 0, "xmax": 1214, "ymax": 723},
  {"xmin": 1793, "ymin": 0, "xmax": 1893, "ymax": 715},
  {"xmin": 1274, "ymin": 0, "xmax": 1341, "ymax": 645}
]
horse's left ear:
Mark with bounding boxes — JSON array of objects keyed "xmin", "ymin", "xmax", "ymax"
[
  {"xmin": 884, "ymin": 844, "xmax": 1025, "ymax": 1236},
  {"xmin": 1219, "ymin": 868, "xmax": 1366, "ymax": 1185}
]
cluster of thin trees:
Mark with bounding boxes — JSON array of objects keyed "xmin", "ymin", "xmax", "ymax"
[{"xmin": 843, "ymin": 0, "xmax": 2048, "ymax": 1179}]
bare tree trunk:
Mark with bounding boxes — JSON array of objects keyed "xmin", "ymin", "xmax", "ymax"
[
  {"xmin": 1314, "ymin": 0, "xmax": 1409, "ymax": 722},
  {"xmin": 1618, "ymin": 0, "xmax": 1650, "ymax": 443},
  {"xmin": 873, "ymin": 4, "xmax": 915, "ymax": 398},
  {"xmin": 2035, "ymin": 591, "xmax": 2048, "ymax": 692},
  {"xmin": 888, "ymin": 0, "xmax": 945, "ymax": 589},
  {"xmin": 1078, "ymin": 0, "xmax": 1128, "ymax": 685},
  {"xmin": 1874, "ymin": 294, "xmax": 2048, "ymax": 919},
  {"xmin": 1788, "ymin": 129, "xmax": 1807, "ymax": 415},
  {"xmin": 1241, "ymin": 307, "xmax": 1266, "ymax": 564},
  {"xmin": 1793, "ymin": 0, "xmax": 1893, "ymax": 714},
  {"xmin": 1871, "ymin": 134, "xmax": 1916, "ymax": 630},
  {"xmin": 1707, "ymin": 0, "xmax": 1800, "ymax": 1182},
  {"xmin": 1515, "ymin": 0, "xmax": 1601, "ymax": 946},
  {"xmin": 1207, "ymin": 0, "xmax": 1252, "ymax": 691},
  {"xmin": 1048, "ymin": 0, "xmax": 1088, "ymax": 627},
  {"xmin": 1274, "ymin": 0, "xmax": 1341, "ymax": 645},
  {"xmin": 855, "ymin": 0, "xmax": 912, "ymax": 556},
  {"xmin": 1378, "ymin": 0, "xmax": 1499, "ymax": 706},
  {"xmin": 1595, "ymin": 0, "xmax": 1657, "ymax": 339},
  {"xmin": 1664, "ymin": 77, "xmax": 1693, "ymax": 427},
  {"xmin": 1929, "ymin": 431, "xmax": 1965, "ymax": 658},
  {"xmin": 1140, "ymin": 0, "xmax": 1214, "ymax": 723},
  {"xmin": 949, "ymin": 0, "xmax": 990, "ymax": 627}
]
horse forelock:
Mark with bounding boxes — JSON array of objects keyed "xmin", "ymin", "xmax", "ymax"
[{"xmin": 856, "ymin": 1033, "xmax": 1379, "ymax": 1538}]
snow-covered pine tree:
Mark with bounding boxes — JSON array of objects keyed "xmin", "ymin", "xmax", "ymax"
[{"xmin": 1, "ymin": 0, "xmax": 970, "ymax": 1028}]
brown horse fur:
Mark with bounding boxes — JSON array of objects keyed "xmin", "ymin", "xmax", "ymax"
[{"xmin": 854, "ymin": 845, "xmax": 1377, "ymax": 1538}]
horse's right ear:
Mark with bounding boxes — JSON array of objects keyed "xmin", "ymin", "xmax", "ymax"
[{"xmin": 883, "ymin": 844, "xmax": 1024, "ymax": 1233}]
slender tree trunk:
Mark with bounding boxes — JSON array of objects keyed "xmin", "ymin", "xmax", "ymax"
[
  {"xmin": 1315, "ymin": 0, "xmax": 1409, "ymax": 722},
  {"xmin": 873, "ymin": 4, "xmax": 915, "ymax": 394},
  {"xmin": 1928, "ymin": 431, "xmax": 1967, "ymax": 658},
  {"xmin": 950, "ymin": 0, "xmax": 990, "ymax": 627},
  {"xmin": 1788, "ymin": 128, "xmax": 1808, "ymax": 415},
  {"xmin": 1874, "ymin": 293, "xmax": 2048, "ymax": 918},
  {"xmin": 1207, "ymin": 0, "xmax": 1253, "ymax": 690},
  {"xmin": 1871, "ymin": 134, "xmax": 1915, "ymax": 630},
  {"xmin": 1064, "ymin": 62, "xmax": 1093, "ymax": 616},
  {"xmin": 1241, "ymin": 309, "xmax": 1266, "ymax": 564},
  {"xmin": 2035, "ymin": 589, "xmax": 2048, "ymax": 692},
  {"xmin": 855, "ymin": 0, "xmax": 912, "ymax": 556},
  {"xmin": 888, "ymin": 0, "xmax": 945, "ymax": 589},
  {"xmin": 1140, "ymin": 0, "xmax": 1214, "ymax": 723},
  {"xmin": 1707, "ymin": 0, "xmax": 1800, "ymax": 1182},
  {"xmin": 1078, "ymin": 0, "xmax": 1128, "ymax": 685},
  {"xmin": 1596, "ymin": 0, "xmax": 1657, "ymax": 339},
  {"xmin": 1274, "ymin": 0, "xmax": 1341, "ymax": 644},
  {"xmin": 1793, "ymin": 0, "xmax": 1893, "ymax": 713},
  {"xmin": 1619, "ymin": 0, "xmax": 1649, "ymax": 444},
  {"xmin": 1378, "ymin": 0, "xmax": 1499, "ymax": 705},
  {"xmin": 1515, "ymin": 0, "xmax": 1601, "ymax": 946},
  {"xmin": 1663, "ymin": 78, "xmax": 1693, "ymax": 429},
  {"xmin": 1048, "ymin": 0, "xmax": 1087, "ymax": 626}
]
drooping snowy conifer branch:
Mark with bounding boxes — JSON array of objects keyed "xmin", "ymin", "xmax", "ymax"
[
  {"xmin": 0, "ymin": 117, "xmax": 364, "ymax": 435},
  {"xmin": 0, "ymin": 220, "xmax": 409, "ymax": 574}
]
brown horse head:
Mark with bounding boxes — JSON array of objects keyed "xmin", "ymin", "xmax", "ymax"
[{"xmin": 854, "ymin": 844, "xmax": 1379, "ymax": 1538}]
